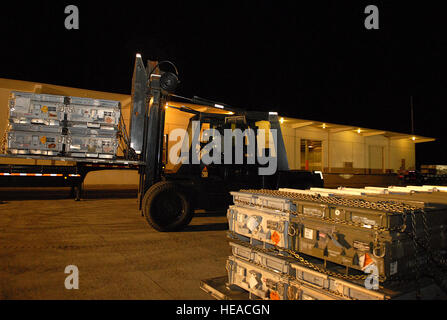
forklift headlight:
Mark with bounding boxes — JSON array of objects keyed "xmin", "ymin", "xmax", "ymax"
[{"xmin": 160, "ymin": 72, "xmax": 179, "ymax": 93}]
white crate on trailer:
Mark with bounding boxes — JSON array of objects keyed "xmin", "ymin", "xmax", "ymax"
[
  {"xmin": 65, "ymin": 135, "xmax": 118, "ymax": 159},
  {"xmin": 67, "ymin": 125, "xmax": 117, "ymax": 137},
  {"xmin": 7, "ymin": 131, "xmax": 64, "ymax": 155},
  {"xmin": 66, "ymin": 97, "xmax": 121, "ymax": 127},
  {"xmin": 9, "ymin": 91, "xmax": 65, "ymax": 125},
  {"xmin": 9, "ymin": 123, "xmax": 63, "ymax": 134}
]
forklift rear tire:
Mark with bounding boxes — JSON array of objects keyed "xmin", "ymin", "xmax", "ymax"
[{"xmin": 142, "ymin": 181, "xmax": 193, "ymax": 232}]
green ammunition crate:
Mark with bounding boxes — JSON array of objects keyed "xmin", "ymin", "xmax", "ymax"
[
  {"xmin": 230, "ymin": 189, "xmax": 447, "ymax": 279},
  {"xmin": 289, "ymin": 213, "xmax": 446, "ymax": 279}
]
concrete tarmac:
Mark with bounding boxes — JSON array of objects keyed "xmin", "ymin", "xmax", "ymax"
[{"xmin": 0, "ymin": 191, "xmax": 230, "ymax": 300}]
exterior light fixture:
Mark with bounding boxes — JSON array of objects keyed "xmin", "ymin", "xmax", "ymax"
[
  {"xmin": 269, "ymin": 112, "xmax": 278, "ymax": 116},
  {"xmin": 357, "ymin": 128, "xmax": 361, "ymax": 134},
  {"xmin": 136, "ymin": 53, "xmax": 142, "ymax": 58},
  {"xmin": 214, "ymin": 104, "xmax": 225, "ymax": 109},
  {"xmin": 412, "ymin": 136, "xmax": 416, "ymax": 141},
  {"xmin": 280, "ymin": 117, "xmax": 284, "ymax": 124},
  {"xmin": 160, "ymin": 72, "xmax": 179, "ymax": 93},
  {"xmin": 322, "ymin": 123, "xmax": 326, "ymax": 129}
]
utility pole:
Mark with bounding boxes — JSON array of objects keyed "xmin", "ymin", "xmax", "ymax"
[{"xmin": 410, "ymin": 96, "xmax": 414, "ymax": 134}]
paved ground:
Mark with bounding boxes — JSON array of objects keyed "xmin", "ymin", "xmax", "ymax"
[{"xmin": 0, "ymin": 190, "xmax": 230, "ymax": 300}]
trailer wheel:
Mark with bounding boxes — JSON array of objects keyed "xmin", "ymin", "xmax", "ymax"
[{"xmin": 142, "ymin": 181, "xmax": 193, "ymax": 232}]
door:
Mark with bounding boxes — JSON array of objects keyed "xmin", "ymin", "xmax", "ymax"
[{"xmin": 368, "ymin": 145, "xmax": 384, "ymax": 172}]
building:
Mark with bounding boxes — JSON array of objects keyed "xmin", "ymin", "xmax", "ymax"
[{"xmin": 0, "ymin": 78, "xmax": 435, "ymax": 188}]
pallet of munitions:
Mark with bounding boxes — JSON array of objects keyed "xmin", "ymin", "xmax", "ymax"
[
  {"xmin": 222, "ymin": 241, "xmax": 447, "ymax": 300},
  {"xmin": 228, "ymin": 189, "xmax": 447, "ymax": 279},
  {"xmin": 6, "ymin": 91, "xmax": 121, "ymax": 159},
  {"xmin": 227, "ymin": 241, "xmax": 384, "ymax": 300}
]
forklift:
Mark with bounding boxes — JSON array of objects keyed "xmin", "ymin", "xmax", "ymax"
[{"xmin": 129, "ymin": 54, "xmax": 323, "ymax": 231}]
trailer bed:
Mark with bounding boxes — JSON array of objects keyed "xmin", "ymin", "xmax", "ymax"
[
  {"xmin": 0, "ymin": 153, "xmax": 143, "ymax": 200},
  {"xmin": 0, "ymin": 153, "xmax": 143, "ymax": 166}
]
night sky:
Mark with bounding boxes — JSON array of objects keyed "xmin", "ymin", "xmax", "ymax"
[{"xmin": 1, "ymin": 1, "xmax": 446, "ymax": 167}]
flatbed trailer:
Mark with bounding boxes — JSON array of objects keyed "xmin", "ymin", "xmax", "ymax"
[{"xmin": 0, "ymin": 154, "xmax": 142, "ymax": 200}]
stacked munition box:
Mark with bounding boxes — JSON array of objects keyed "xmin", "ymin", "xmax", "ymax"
[
  {"xmin": 6, "ymin": 91, "xmax": 120, "ymax": 158},
  {"xmin": 225, "ymin": 186, "xmax": 447, "ymax": 300}
]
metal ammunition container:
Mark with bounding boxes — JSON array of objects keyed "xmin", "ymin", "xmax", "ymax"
[
  {"xmin": 65, "ymin": 135, "xmax": 118, "ymax": 159},
  {"xmin": 66, "ymin": 124, "xmax": 118, "ymax": 137},
  {"xmin": 66, "ymin": 97, "xmax": 121, "ymax": 127},
  {"xmin": 9, "ymin": 91, "xmax": 65, "ymax": 125},
  {"xmin": 226, "ymin": 255, "xmax": 289, "ymax": 300},
  {"xmin": 7, "ymin": 131, "xmax": 64, "ymax": 155}
]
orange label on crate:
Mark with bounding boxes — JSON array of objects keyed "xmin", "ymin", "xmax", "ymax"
[
  {"xmin": 41, "ymin": 105, "xmax": 48, "ymax": 113},
  {"xmin": 363, "ymin": 253, "xmax": 373, "ymax": 268},
  {"xmin": 270, "ymin": 291, "xmax": 280, "ymax": 300},
  {"xmin": 201, "ymin": 166, "xmax": 208, "ymax": 178},
  {"xmin": 359, "ymin": 253, "xmax": 374, "ymax": 270},
  {"xmin": 39, "ymin": 136, "xmax": 47, "ymax": 144},
  {"xmin": 271, "ymin": 231, "xmax": 280, "ymax": 245}
]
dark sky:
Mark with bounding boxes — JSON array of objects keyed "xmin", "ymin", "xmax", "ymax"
[{"xmin": 1, "ymin": 1, "xmax": 446, "ymax": 166}]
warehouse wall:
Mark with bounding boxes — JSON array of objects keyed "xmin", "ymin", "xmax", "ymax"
[{"xmin": 281, "ymin": 125, "xmax": 416, "ymax": 172}]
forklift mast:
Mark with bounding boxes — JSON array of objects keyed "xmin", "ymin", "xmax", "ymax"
[{"xmin": 130, "ymin": 55, "xmax": 166, "ymax": 209}]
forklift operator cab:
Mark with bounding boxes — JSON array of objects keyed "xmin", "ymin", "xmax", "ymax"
[{"xmin": 129, "ymin": 54, "xmax": 323, "ymax": 232}]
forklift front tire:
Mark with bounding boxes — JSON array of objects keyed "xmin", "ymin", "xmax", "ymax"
[{"xmin": 142, "ymin": 181, "xmax": 193, "ymax": 232}]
